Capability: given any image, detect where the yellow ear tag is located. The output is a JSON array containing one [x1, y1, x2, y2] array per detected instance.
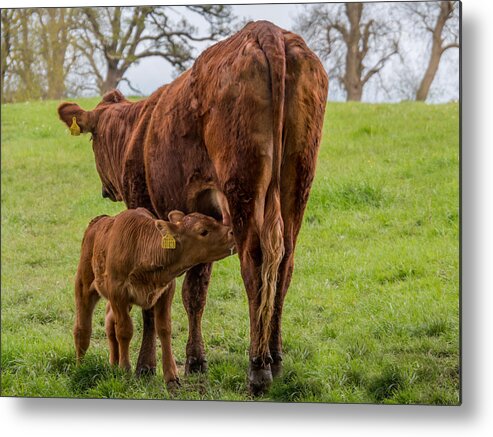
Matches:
[[161, 233, 176, 249], [69, 116, 81, 136]]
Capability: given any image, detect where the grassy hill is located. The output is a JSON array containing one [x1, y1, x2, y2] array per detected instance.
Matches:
[[1, 98, 459, 404]]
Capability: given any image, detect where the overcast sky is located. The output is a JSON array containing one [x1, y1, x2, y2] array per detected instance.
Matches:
[[113, 2, 458, 103], [120, 2, 459, 103], [6, 0, 458, 102]]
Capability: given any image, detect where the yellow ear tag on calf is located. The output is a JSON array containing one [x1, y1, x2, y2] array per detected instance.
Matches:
[[69, 117, 81, 136], [161, 233, 176, 249]]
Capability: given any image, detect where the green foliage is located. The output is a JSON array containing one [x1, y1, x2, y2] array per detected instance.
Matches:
[[1, 100, 459, 404]]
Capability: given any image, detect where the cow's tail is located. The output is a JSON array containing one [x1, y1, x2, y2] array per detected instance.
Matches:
[[256, 23, 286, 358]]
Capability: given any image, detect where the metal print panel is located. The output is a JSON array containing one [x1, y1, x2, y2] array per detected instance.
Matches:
[[1, 1, 460, 404]]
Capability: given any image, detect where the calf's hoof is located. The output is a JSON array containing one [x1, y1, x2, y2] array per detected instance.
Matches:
[[248, 356, 273, 396], [135, 364, 156, 377], [185, 356, 208, 375], [166, 378, 181, 392]]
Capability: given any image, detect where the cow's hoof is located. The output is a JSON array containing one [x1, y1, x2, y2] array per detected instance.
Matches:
[[248, 357, 273, 396], [270, 352, 283, 378], [166, 378, 181, 391], [135, 365, 156, 377], [185, 356, 208, 375]]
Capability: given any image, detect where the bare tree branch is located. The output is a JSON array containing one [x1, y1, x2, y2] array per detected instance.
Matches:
[[119, 77, 143, 96], [412, 1, 459, 101], [441, 42, 460, 54], [73, 5, 235, 94], [296, 2, 399, 101]]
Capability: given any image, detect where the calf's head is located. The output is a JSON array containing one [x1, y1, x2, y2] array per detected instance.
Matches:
[[155, 211, 235, 265]]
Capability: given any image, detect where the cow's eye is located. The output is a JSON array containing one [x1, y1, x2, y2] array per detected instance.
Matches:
[[200, 229, 209, 237]]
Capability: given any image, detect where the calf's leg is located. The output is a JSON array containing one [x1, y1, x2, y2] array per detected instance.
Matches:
[[154, 282, 179, 388], [110, 299, 134, 372], [105, 302, 119, 366], [135, 308, 157, 376], [74, 275, 100, 363], [182, 264, 212, 374]]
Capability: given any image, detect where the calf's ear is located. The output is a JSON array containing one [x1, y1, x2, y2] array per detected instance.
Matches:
[[57, 102, 94, 133], [168, 210, 185, 224], [155, 220, 179, 237], [155, 220, 168, 236]]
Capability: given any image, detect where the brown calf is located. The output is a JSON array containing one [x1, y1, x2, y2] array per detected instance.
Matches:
[[74, 208, 234, 387]]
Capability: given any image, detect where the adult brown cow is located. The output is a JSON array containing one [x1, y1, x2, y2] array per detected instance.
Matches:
[[59, 21, 328, 394]]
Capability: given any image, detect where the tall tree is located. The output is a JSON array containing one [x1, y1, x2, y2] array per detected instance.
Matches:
[[1, 9, 15, 100], [10, 9, 43, 101], [1, 8, 77, 102], [34, 8, 78, 99], [296, 2, 399, 101], [76, 5, 233, 94], [406, 1, 459, 102]]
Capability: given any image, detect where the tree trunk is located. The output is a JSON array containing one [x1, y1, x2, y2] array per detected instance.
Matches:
[[346, 82, 363, 101], [415, 35, 442, 101], [344, 3, 364, 101], [45, 9, 69, 99], [415, 1, 455, 101], [46, 62, 67, 99], [1, 11, 12, 102], [100, 64, 124, 94], [18, 11, 41, 100]]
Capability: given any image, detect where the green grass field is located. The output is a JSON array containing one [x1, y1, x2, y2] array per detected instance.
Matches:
[[1, 98, 459, 404]]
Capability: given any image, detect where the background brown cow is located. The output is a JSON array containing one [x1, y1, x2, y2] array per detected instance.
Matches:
[[59, 21, 328, 394]]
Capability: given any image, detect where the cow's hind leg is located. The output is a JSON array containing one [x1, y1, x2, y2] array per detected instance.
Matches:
[[269, 173, 310, 378], [268, 135, 318, 379], [182, 264, 212, 374], [221, 156, 279, 395], [268, 240, 294, 378], [227, 182, 278, 396], [269, 37, 328, 377], [74, 275, 100, 363], [204, 78, 282, 394], [269, 152, 317, 376]]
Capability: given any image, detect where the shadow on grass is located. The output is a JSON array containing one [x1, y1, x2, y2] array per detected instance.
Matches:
[[411, 318, 451, 338], [367, 363, 406, 402], [68, 355, 121, 395], [45, 350, 75, 375], [269, 365, 325, 402]]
